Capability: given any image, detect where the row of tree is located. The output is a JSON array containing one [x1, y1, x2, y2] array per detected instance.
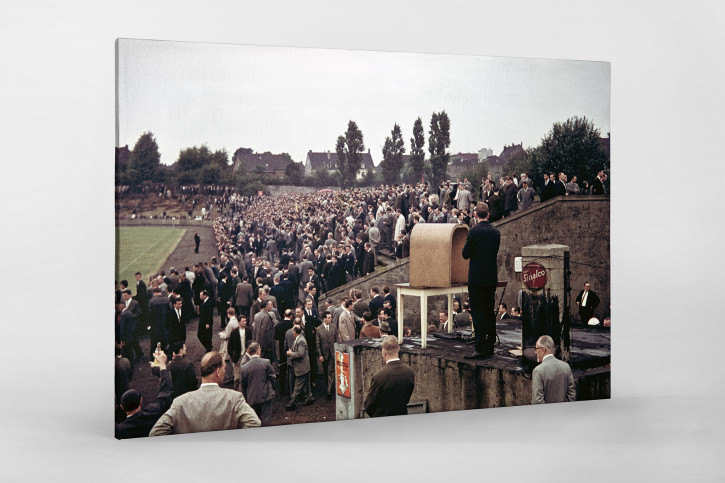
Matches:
[[117, 113, 609, 194]]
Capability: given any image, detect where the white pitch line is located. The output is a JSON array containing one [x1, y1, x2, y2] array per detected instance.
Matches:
[[118, 228, 179, 275]]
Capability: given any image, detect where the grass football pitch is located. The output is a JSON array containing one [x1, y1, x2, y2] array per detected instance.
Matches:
[[116, 226, 186, 287]]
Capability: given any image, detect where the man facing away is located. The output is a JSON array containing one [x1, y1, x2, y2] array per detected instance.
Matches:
[[462, 202, 500, 359], [364, 336, 415, 418], [239, 342, 276, 427], [532, 335, 576, 404], [150, 351, 260, 435], [116, 351, 173, 439]]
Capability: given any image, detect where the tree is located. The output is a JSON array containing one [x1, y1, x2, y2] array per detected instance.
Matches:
[[285, 160, 303, 184], [428, 111, 451, 184], [380, 123, 406, 185], [408, 117, 425, 184], [532, 116, 609, 186], [126, 131, 161, 185], [335, 120, 365, 188], [174, 145, 231, 185]]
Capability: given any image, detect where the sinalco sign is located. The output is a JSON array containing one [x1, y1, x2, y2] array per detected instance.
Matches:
[[522, 262, 547, 290]]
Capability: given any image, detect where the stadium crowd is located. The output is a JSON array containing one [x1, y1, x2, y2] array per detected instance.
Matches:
[[115, 170, 607, 437]]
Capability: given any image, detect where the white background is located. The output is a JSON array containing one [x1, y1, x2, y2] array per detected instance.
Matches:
[[1, 1, 723, 481]]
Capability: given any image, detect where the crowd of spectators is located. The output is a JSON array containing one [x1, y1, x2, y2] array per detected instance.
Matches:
[[115, 170, 607, 436]]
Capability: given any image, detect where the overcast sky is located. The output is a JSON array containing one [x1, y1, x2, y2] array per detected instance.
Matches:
[[117, 39, 610, 166]]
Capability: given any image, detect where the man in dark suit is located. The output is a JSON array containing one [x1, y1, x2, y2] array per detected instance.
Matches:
[[368, 287, 384, 317], [541, 173, 555, 202], [167, 342, 199, 398], [134, 272, 148, 333], [120, 290, 143, 362], [239, 342, 276, 426], [148, 288, 169, 359], [362, 243, 375, 276], [166, 297, 186, 350], [286, 325, 313, 410], [591, 169, 606, 195], [197, 290, 214, 353], [194, 231, 201, 253], [315, 310, 337, 399], [115, 352, 173, 439], [364, 336, 415, 417], [575, 281, 600, 323], [555, 173, 567, 197], [301, 299, 321, 383], [462, 202, 501, 359], [497, 303, 511, 321]]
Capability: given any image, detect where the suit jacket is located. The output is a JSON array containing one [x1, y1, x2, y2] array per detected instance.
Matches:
[[115, 369, 173, 439], [239, 356, 276, 405], [337, 310, 356, 342], [124, 299, 142, 320], [119, 310, 137, 344], [166, 307, 186, 345], [198, 298, 214, 335], [228, 327, 251, 364], [368, 295, 384, 317], [167, 356, 199, 398], [253, 310, 276, 360], [316, 322, 337, 360], [531, 355, 576, 404], [364, 360, 415, 417], [462, 220, 500, 288], [591, 176, 605, 195], [149, 383, 261, 435], [362, 250, 375, 276], [289, 335, 310, 376], [575, 290, 600, 313], [554, 179, 566, 197]]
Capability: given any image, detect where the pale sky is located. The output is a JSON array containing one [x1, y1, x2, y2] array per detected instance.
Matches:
[[117, 39, 610, 166]]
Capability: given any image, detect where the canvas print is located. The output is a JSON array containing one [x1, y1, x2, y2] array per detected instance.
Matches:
[[115, 39, 610, 439]]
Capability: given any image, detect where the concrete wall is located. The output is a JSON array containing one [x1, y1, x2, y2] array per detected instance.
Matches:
[[326, 195, 610, 326], [350, 343, 610, 416]]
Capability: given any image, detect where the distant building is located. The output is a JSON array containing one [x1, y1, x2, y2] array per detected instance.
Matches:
[[447, 153, 480, 179], [488, 143, 526, 180], [599, 133, 610, 160], [478, 147, 493, 162], [232, 149, 297, 178], [304, 149, 376, 179], [115, 145, 131, 171]]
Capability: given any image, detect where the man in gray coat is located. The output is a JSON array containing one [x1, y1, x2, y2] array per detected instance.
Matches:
[[239, 342, 276, 426], [150, 351, 260, 435], [517, 180, 535, 211], [286, 325, 313, 410], [531, 335, 576, 404]]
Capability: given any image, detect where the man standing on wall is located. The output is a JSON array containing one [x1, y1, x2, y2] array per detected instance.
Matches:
[[462, 202, 500, 359], [575, 281, 600, 323]]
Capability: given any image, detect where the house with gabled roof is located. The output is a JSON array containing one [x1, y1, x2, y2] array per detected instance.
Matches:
[[304, 149, 376, 179], [488, 143, 526, 180], [232, 149, 297, 178], [447, 152, 480, 179]]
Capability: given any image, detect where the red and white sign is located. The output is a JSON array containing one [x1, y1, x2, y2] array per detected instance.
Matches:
[[335, 351, 350, 397], [257, 190, 264, 197], [522, 262, 547, 290]]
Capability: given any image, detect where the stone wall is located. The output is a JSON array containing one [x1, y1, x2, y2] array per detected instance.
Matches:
[[350, 343, 610, 416], [325, 195, 610, 326]]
